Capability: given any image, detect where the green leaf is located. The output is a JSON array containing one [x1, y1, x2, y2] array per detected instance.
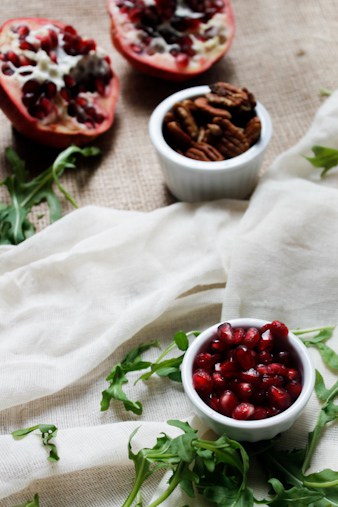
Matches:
[[304, 469, 338, 489], [294, 326, 338, 371], [266, 478, 324, 506], [100, 341, 160, 414], [173, 331, 189, 351], [0, 145, 100, 245], [305, 145, 338, 177], [14, 494, 40, 507], [12, 424, 59, 462]]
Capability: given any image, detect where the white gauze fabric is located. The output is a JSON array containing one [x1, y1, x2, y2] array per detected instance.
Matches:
[[1, 91, 338, 506]]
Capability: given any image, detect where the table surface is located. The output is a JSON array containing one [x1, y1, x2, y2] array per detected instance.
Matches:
[[1, 0, 338, 226]]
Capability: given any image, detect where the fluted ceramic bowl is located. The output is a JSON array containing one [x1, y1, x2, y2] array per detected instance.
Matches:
[[181, 318, 315, 442], [149, 86, 272, 202]]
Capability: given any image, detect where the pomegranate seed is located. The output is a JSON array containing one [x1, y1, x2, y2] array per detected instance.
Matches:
[[192, 369, 213, 395], [266, 406, 281, 418], [94, 112, 105, 124], [252, 406, 268, 420], [19, 40, 37, 52], [60, 87, 71, 101], [39, 97, 53, 114], [22, 79, 40, 94], [43, 81, 57, 99], [276, 351, 292, 365], [243, 327, 260, 349], [268, 386, 292, 410], [212, 372, 227, 392], [210, 339, 227, 352], [233, 327, 245, 345], [217, 322, 234, 345], [257, 364, 269, 375], [82, 39, 96, 54], [239, 368, 260, 384], [261, 374, 284, 387], [6, 51, 21, 67], [64, 25, 77, 35], [22, 92, 39, 107], [257, 350, 273, 364], [219, 390, 238, 416], [64, 75, 76, 88], [16, 24, 30, 37], [286, 368, 300, 381], [130, 43, 143, 54], [195, 352, 215, 370], [258, 330, 274, 351], [1, 64, 14, 76], [232, 402, 255, 420], [235, 382, 253, 400], [270, 320, 289, 338], [235, 345, 256, 370], [40, 34, 53, 52], [286, 380, 302, 399], [266, 363, 288, 376], [219, 360, 238, 378], [208, 393, 220, 412], [95, 78, 106, 95]]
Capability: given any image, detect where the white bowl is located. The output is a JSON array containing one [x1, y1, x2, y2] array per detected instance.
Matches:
[[149, 86, 272, 202], [181, 318, 315, 442]]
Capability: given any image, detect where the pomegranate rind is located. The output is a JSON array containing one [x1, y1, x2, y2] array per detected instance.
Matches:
[[107, 0, 235, 81], [0, 18, 120, 148]]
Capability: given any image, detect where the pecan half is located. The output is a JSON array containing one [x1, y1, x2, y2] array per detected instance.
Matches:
[[166, 121, 193, 150], [213, 118, 250, 158], [194, 96, 232, 119], [185, 142, 223, 162], [245, 116, 262, 146], [173, 102, 199, 139], [208, 82, 256, 112]]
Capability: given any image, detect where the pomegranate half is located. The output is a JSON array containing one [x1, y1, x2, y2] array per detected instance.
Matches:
[[107, 0, 235, 81], [0, 18, 119, 148]]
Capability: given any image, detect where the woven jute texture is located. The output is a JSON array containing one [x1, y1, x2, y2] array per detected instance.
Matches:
[[1, 0, 338, 222]]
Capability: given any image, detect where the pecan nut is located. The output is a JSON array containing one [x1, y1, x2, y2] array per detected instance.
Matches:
[[213, 118, 250, 158], [166, 121, 193, 150], [208, 82, 256, 112], [193, 96, 232, 119], [185, 142, 223, 162], [244, 116, 261, 146], [173, 102, 199, 139]]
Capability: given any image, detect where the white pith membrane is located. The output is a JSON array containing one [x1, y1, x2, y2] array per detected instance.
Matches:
[[1, 23, 112, 130], [111, 0, 230, 70]]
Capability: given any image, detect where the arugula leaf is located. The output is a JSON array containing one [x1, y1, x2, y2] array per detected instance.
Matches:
[[305, 145, 338, 177], [100, 340, 160, 414], [14, 494, 40, 507], [302, 372, 338, 472], [123, 420, 252, 507], [0, 145, 100, 245], [292, 326, 338, 371], [266, 478, 324, 506], [12, 424, 59, 462]]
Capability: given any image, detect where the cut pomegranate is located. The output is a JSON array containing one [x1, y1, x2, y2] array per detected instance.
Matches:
[[191, 320, 303, 421], [0, 18, 119, 148], [107, 0, 235, 81]]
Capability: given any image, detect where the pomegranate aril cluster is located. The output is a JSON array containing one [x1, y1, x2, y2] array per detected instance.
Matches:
[[0, 23, 113, 126], [192, 321, 302, 421]]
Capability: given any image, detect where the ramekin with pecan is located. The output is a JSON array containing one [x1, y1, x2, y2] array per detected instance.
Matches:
[[163, 82, 262, 162], [149, 84, 272, 202]]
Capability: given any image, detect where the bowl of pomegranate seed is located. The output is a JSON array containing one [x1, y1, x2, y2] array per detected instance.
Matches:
[[181, 318, 315, 441], [148, 83, 272, 202]]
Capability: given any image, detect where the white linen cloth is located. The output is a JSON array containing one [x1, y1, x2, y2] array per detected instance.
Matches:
[[1, 91, 338, 506]]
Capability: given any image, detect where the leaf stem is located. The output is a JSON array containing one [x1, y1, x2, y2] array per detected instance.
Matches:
[[146, 462, 186, 507], [292, 326, 335, 336]]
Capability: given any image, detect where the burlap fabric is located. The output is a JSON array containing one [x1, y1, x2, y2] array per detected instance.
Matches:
[[1, 1, 338, 216]]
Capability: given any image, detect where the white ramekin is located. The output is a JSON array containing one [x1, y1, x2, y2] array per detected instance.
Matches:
[[149, 85, 272, 202], [181, 318, 315, 442]]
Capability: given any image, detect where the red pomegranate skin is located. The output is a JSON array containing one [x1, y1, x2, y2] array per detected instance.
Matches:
[[107, 0, 235, 81], [0, 18, 119, 148]]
